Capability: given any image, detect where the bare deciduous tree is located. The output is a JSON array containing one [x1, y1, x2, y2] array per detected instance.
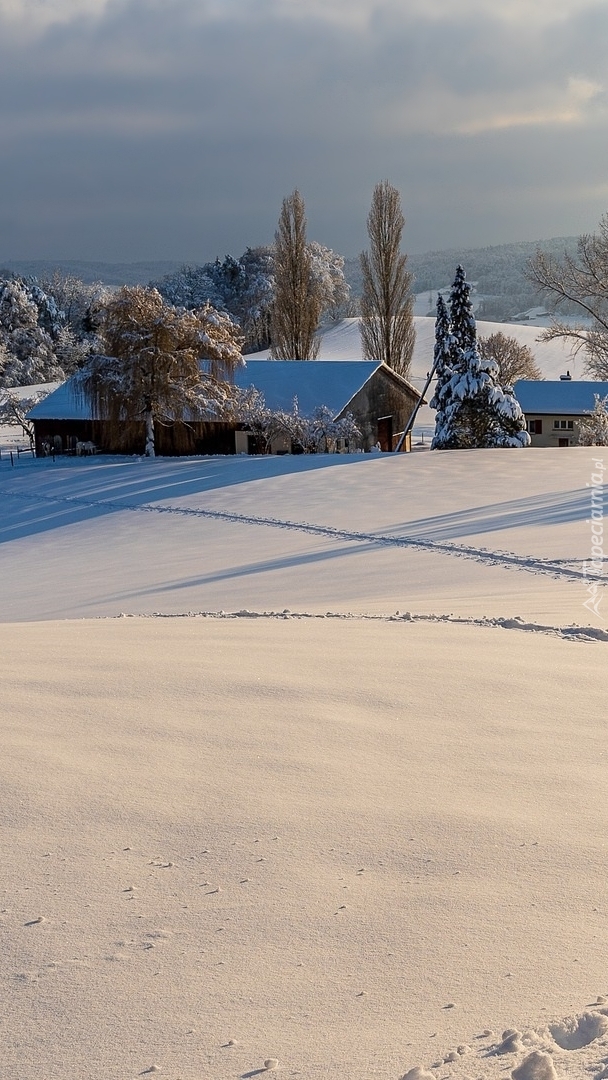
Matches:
[[359, 180, 415, 377], [270, 190, 322, 360], [77, 286, 243, 457], [478, 332, 543, 386], [527, 214, 608, 378]]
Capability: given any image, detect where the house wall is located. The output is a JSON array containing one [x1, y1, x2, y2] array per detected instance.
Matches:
[[525, 414, 581, 447], [337, 368, 419, 451]]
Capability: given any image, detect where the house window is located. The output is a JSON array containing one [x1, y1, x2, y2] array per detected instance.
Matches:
[[554, 418, 574, 430], [528, 418, 542, 435], [567, 420, 574, 430]]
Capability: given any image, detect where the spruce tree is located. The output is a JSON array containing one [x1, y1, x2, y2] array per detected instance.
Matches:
[[449, 264, 477, 356], [431, 266, 530, 449], [429, 295, 452, 405]]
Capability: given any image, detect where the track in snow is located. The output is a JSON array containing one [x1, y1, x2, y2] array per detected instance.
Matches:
[[111, 609, 608, 642], [1, 486, 601, 585]]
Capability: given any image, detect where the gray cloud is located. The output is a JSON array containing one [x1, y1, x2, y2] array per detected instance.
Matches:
[[0, 0, 607, 261]]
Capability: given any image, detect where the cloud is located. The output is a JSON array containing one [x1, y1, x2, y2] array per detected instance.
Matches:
[[378, 75, 607, 138], [0, 0, 607, 259], [0, 0, 111, 33]]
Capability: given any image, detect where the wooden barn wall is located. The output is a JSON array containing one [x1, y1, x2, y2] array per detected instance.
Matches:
[[33, 419, 240, 457], [337, 370, 419, 450]]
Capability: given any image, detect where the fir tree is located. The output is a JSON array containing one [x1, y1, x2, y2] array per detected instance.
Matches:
[[431, 266, 530, 449], [449, 264, 477, 359], [429, 293, 453, 414]]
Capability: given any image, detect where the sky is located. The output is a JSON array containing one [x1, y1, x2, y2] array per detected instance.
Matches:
[[1, 0, 607, 263]]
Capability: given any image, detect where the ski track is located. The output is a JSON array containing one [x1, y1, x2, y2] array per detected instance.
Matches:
[[109, 609, 608, 643], [1, 486, 601, 585]]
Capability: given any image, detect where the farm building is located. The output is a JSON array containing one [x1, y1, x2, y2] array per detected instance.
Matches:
[[514, 379, 608, 447], [27, 360, 424, 456]]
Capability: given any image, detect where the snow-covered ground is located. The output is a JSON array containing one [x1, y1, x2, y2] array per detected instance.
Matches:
[[0, 318, 604, 1080], [1, 442, 607, 1080]]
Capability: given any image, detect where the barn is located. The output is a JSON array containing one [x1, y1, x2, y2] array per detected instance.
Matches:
[[27, 360, 423, 456]]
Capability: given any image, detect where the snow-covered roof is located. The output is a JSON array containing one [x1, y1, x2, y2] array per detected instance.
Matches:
[[29, 360, 419, 422], [234, 359, 382, 416], [514, 380, 608, 416], [27, 379, 90, 420]]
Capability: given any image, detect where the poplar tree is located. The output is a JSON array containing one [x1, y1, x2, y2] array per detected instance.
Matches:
[[270, 190, 322, 360], [359, 180, 415, 377]]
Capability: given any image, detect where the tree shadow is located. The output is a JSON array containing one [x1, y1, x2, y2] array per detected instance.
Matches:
[[0, 452, 371, 546]]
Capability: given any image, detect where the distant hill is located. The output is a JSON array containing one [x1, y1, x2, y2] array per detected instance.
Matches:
[[344, 236, 580, 321], [1, 235, 582, 320], [0, 259, 183, 286]]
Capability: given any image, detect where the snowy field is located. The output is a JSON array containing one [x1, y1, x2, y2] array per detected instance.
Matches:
[[2, 440, 608, 1080], [1, 319, 606, 1080]]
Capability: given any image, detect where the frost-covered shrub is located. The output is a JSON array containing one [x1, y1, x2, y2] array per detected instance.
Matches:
[[578, 394, 608, 446]]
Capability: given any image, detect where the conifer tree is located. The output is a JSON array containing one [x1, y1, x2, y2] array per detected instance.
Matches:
[[448, 264, 477, 358], [431, 266, 530, 449], [429, 294, 453, 414]]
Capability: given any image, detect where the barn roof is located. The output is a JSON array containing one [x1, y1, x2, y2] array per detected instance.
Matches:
[[514, 380, 608, 416], [234, 359, 383, 415], [28, 359, 421, 422], [27, 378, 91, 420]]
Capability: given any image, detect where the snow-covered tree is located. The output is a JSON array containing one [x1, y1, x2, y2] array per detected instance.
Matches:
[[359, 180, 415, 377], [77, 286, 244, 457], [232, 390, 361, 453], [448, 264, 477, 357], [155, 248, 275, 354], [307, 242, 351, 324], [39, 272, 108, 338], [154, 238, 349, 356], [0, 278, 64, 386], [431, 267, 530, 449], [578, 395, 608, 446], [429, 294, 453, 413], [0, 388, 51, 449], [0, 273, 101, 387]]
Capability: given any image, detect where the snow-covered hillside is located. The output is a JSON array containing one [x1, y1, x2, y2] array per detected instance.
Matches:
[[252, 317, 580, 382], [1, 439, 607, 1080]]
